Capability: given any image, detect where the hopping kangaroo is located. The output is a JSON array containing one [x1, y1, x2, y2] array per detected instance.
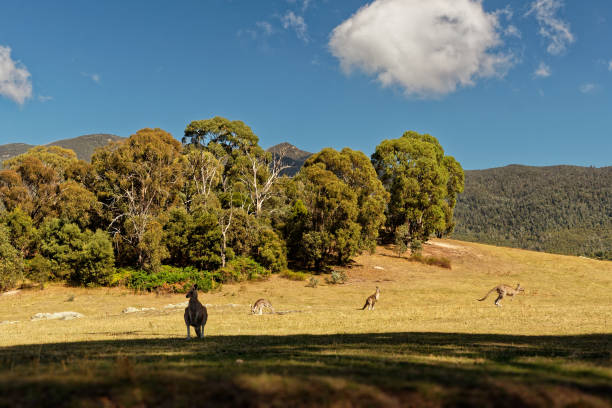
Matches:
[[251, 298, 274, 315], [361, 286, 380, 310], [184, 284, 208, 339], [478, 283, 524, 307]]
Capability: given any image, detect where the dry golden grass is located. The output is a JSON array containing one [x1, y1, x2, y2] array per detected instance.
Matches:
[[0, 239, 610, 407]]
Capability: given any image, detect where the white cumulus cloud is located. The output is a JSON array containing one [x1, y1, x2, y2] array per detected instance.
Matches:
[[526, 0, 574, 55], [328, 0, 514, 97], [0, 45, 32, 105], [281, 11, 309, 43], [534, 62, 551, 78]]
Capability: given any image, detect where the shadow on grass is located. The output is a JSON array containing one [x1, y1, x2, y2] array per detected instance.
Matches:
[[0, 332, 610, 407]]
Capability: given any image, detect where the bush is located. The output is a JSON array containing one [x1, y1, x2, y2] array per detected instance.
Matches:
[[26, 255, 52, 288], [217, 257, 269, 283], [0, 224, 23, 292], [38, 219, 115, 285], [127, 265, 217, 293], [280, 270, 309, 281], [409, 254, 451, 269], [306, 276, 319, 288], [326, 270, 348, 285], [254, 229, 287, 273]]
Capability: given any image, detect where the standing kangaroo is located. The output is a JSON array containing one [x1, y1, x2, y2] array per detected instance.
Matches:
[[478, 283, 524, 307], [361, 286, 380, 310], [251, 298, 274, 315], [184, 284, 208, 339]]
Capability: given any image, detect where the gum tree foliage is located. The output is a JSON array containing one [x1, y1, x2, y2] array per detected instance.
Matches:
[[92, 128, 185, 270], [371, 131, 464, 244], [287, 163, 361, 269], [0, 207, 37, 258], [0, 146, 98, 227], [302, 147, 389, 252]]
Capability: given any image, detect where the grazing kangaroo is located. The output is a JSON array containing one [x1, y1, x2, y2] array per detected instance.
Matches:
[[184, 284, 208, 339], [478, 283, 524, 307], [361, 286, 380, 310], [251, 298, 274, 315]]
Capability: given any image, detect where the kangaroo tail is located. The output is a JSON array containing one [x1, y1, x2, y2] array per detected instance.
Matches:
[[477, 288, 495, 301], [361, 301, 368, 310]]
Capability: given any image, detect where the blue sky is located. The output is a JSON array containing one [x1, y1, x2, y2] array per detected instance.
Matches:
[[0, 0, 610, 170]]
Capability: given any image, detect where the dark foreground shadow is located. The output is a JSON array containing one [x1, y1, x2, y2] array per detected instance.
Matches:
[[0, 332, 610, 408]]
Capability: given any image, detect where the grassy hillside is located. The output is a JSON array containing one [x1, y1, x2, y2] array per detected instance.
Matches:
[[453, 165, 612, 260], [0, 133, 124, 163], [1, 240, 610, 407]]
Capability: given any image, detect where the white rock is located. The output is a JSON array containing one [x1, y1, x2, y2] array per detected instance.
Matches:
[[31, 312, 84, 321], [1, 289, 21, 296], [0, 320, 19, 325], [122, 307, 156, 314], [373, 266, 384, 270], [163, 302, 189, 309]]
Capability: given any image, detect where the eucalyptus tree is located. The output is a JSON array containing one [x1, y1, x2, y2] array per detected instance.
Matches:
[[92, 128, 185, 270], [371, 131, 464, 245]]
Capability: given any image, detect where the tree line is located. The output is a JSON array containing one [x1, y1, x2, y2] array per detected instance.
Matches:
[[0, 117, 463, 291]]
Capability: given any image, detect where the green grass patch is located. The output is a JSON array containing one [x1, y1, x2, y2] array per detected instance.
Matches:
[[279, 270, 310, 281]]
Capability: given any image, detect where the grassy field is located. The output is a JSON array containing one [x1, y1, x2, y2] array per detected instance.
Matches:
[[0, 239, 610, 407]]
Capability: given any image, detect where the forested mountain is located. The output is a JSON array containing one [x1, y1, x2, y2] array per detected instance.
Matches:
[[452, 165, 612, 260], [0, 134, 123, 164]]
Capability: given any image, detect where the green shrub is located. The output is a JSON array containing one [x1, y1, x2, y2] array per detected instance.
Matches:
[[127, 265, 217, 293], [306, 276, 319, 288], [25, 254, 52, 288], [217, 257, 269, 283], [38, 219, 115, 285], [254, 229, 287, 273], [280, 270, 309, 281], [326, 270, 348, 285], [0, 224, 23, 292]]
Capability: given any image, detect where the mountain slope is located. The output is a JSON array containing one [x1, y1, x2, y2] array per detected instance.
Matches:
[[266, 142, 312, 176], [452, 164, 612, 259], [0, 134, 124, 163]]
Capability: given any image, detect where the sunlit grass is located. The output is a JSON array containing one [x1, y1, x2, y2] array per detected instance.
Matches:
[[0, 239, 610, 407]]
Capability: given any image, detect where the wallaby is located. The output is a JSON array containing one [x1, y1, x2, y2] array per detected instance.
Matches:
[[361, 286, 380, 310], [184, 284, 208, 339], [251, 298, 274, 315], [478, 283, 524, 307]]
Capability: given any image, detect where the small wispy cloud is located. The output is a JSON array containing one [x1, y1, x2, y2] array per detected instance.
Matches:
[[534, 62, 551, 78], [256, 21, 273, 36], [238, 21, 274, 40], [504, 25, 522, 39], [287, 0, 311, 12], [526, 0, 575, 55], [38, 95, 53, 102], [281, 11, 308, 43], [0, 45, 32, 105], [608, 60, 612, 71], [579, 83, 597, 94], [81, 72, 101, 84]]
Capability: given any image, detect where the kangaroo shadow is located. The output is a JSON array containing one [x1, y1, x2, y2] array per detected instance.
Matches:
[[0, 332, 610, 407]]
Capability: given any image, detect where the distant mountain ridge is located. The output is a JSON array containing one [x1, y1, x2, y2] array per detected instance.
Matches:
[[452, 164, 612, 259], [0, 134, 124, 163], [266, 142, 312, 176]]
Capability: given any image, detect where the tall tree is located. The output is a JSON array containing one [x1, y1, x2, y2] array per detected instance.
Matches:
[[303, 147, 389, 252], [92, 128, 184, 270], [371, 131, 464, 244]]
